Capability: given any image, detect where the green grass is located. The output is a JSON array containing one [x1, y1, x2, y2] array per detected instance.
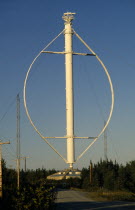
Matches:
[[86, 191, 135, 201], [71, 188, 135, 201]]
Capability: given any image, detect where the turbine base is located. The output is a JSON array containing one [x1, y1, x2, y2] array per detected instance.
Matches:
[[47, 168, 81, 180]]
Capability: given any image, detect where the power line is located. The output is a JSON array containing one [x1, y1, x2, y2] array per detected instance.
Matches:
[[0, 96, 17, 126]]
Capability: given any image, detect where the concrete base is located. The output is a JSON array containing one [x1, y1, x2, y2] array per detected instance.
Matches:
[[47, 168, 81, 180]]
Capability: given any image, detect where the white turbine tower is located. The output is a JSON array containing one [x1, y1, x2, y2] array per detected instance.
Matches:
[[23, 12, 114, 177], [63, 13, 75, 169]]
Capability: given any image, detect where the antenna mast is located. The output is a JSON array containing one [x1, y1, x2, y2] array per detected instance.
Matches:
[[104, 121, 107, 161], [16, 94, 20, 189]]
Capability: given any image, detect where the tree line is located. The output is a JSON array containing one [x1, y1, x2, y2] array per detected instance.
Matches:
[[1, 158, 135, 208], [81, 159, 135, 193], [1, 159, 57, 209]]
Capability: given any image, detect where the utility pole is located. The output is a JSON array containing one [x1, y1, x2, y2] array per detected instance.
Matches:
[[21, 157, 30, 172], [104, 121, 107, 161], [90, 161, 93, 185], [0, 141, 10, 198], [16, 94, 20, 189]]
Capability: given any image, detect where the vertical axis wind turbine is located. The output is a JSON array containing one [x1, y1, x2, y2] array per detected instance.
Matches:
[[23, 12, 114, 170]]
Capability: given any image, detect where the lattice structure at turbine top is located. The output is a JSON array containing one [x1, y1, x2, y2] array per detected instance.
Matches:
[[23, 12, 114, 169]]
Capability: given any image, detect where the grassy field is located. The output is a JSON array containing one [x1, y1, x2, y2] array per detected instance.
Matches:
[[71, 188, 135, 201], [85, 191, 135, 201]]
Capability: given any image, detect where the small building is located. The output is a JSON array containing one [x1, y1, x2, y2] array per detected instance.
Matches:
[[47, 169, 81, 180]]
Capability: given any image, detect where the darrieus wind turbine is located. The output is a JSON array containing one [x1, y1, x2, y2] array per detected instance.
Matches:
[[23, 12, 114, 170]]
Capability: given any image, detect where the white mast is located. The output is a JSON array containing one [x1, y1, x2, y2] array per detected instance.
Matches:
[[63, 13, 75, 169]]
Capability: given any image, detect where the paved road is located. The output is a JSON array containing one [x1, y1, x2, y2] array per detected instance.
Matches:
[[55, 189, 135, 209]]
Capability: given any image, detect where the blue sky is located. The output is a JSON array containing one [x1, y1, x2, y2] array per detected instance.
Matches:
[[0, 0, 135, 170]]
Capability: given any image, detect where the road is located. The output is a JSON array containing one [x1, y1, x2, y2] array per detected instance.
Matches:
[[55, 189, 135, 209]]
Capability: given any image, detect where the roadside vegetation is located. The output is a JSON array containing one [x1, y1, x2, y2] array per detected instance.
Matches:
[[0, 160, 57, 209], [80, 159, 135, 201], [1, 159, 135, 208], [59, 159, 135, 201]]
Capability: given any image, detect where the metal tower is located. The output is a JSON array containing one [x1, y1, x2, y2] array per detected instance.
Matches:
[[16, 94, 20, 189], [104, 121, 108, 161]]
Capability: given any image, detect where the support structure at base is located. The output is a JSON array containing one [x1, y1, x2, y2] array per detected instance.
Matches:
[[47, 168, 81, 180]]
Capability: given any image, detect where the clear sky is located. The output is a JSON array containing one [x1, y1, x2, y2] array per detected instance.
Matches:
[[0, 0, 135, 170]]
